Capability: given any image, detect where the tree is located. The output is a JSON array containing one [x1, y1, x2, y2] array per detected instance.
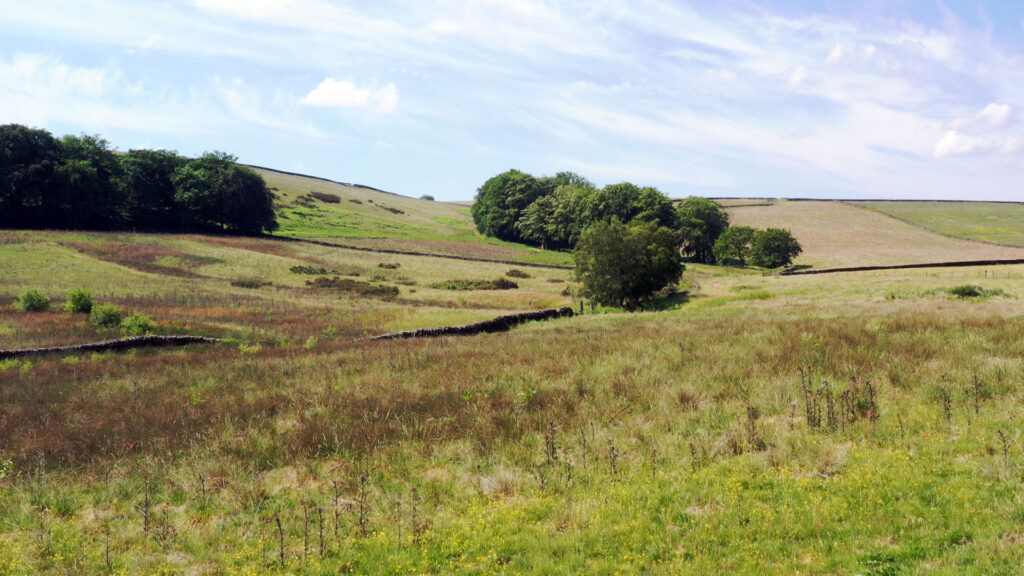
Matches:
[[587, 182, 679, 230], [121, 149, 186, 230], [676, 197, 730, 264], [749, 227, 802, 268], [574, 219, 684, 309], [0, 124, 61, 229], [471, 169, 549, 242], [712, 225, 756, 266], [56, 134, 125, 229], [172, 151, 277, 234]]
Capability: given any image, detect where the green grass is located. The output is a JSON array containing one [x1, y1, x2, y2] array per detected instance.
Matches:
[[854, 201, 1024, 247], [260, 168, 572, 266], [6, 196, 1024, 574]]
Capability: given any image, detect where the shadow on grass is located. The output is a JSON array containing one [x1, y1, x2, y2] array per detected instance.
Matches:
[[640, 291, 691, 312]]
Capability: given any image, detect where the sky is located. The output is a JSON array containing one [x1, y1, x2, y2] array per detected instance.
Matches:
[[3, 1, 1024, 201]]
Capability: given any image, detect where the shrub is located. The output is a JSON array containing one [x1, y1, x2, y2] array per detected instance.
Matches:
[[306, 277, 400, 298], [90, 303, 125, 328], [121, 313, 156, 336], [15, 289, 50, 312], [378, 263, 400, 269], [430, 278, 518, 291], [506, 269, 531, 279], [309, 191, 341, 203], [420, 194, 435, 201], [944, 285, 1006, 299], [231, 277, 271, 289], [63, 288, 94, 313]]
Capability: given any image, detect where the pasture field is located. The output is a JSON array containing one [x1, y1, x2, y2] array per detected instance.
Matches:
[[726, 200, 1024, 269], [4, 185, 1024, 574], [259, 168, 571, 267], [853, 201, 1024, 248]]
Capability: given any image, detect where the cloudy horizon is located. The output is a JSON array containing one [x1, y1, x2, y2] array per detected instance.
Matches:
[[3, 1, 1024, 201]]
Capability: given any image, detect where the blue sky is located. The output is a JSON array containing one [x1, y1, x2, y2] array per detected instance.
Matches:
[[4, 1, 1024, 201]]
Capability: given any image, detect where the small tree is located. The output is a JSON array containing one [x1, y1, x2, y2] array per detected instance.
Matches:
[[749, 228, 802, 268], [574, 220, 683, 309], [713, 226, 756, 266]]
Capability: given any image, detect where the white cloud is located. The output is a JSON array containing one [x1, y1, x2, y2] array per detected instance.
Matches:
[[300, 79, 399, 113], [933, 130, 992, 158], [826, 44, 845, 64], [789, 65, 807, 86], [1002, 137, 1021, 155], [978, 103, 1012, 127]]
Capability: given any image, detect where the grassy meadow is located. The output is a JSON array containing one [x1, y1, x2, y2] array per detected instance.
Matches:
[[853, 201, 1024, 248], [4, 186, 1024, 574]]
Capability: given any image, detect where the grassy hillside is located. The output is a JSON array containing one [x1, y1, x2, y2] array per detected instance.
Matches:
[[853, 201, 1024, 247], [258, 168, 571, 266], [726, 200, 1024, 269], [6, 197, 1024, 574]]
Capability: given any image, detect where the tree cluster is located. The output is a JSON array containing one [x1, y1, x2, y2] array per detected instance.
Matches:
[[0, 124, 277, 234], [471, 170, 678, 249], [713, 225, 802, 268]]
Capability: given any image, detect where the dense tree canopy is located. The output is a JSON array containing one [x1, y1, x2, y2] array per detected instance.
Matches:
[[0, 124, 276, 234], [712, 225, 756, 266], [473, 169, 677, 249], [574, 219, 683, 309], [749, 227, 803, 268], [471, 169, 552, 242], [676, 196, 730, 264]]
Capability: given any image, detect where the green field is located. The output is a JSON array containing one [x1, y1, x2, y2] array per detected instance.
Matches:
[[852, 201, 1024, 248], [260, 168, 572, 267], [4, 178, 1024, 574]]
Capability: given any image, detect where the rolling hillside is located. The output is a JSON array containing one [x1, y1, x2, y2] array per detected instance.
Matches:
[[257, 168, 571, 266], [852, 201, 1024, 247], [725, 200, 1024, 269]]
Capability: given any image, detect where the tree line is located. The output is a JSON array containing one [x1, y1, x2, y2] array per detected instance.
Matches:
[[0, 124, 277, 234], [472, 169, 802, 308]]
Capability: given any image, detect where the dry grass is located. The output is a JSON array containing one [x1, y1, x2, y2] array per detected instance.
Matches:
[[727, 200, 1024, 268]]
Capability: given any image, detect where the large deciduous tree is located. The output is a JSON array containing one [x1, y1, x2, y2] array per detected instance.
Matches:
[[471, 169, 550, 242], [574, 219, 683, 309], [712, 225, 756, 266], [676, 196, 730, 264], [0, 124, 61, 229], [749, 227, 802, 268]]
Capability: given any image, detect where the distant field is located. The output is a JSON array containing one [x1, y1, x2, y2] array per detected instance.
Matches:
[[727, 200, 1024, 269], [257, 168, 572, 266], [852, 201, 1024, 247]]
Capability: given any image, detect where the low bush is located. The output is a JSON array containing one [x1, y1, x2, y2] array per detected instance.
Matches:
[[121, 313, 156, 336], [63, 288, 94, 313], [90, 303, 125, 328], [231, 277, 271, 289], [15, 289, 50, 312], [944, 285, 1006, 299], [430, 278, 518, 291], [378, 263, 400, 270], [506, 269, 531, 279], [309, 191, 341, 203], [306, 277, 400, 298]]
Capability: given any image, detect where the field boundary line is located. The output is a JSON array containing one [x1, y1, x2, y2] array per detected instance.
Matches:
[[273, 236, 574, 270], [779, 258, 1024, 276], [0, 335, 223, 360], [358, 307, 575, 341]]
